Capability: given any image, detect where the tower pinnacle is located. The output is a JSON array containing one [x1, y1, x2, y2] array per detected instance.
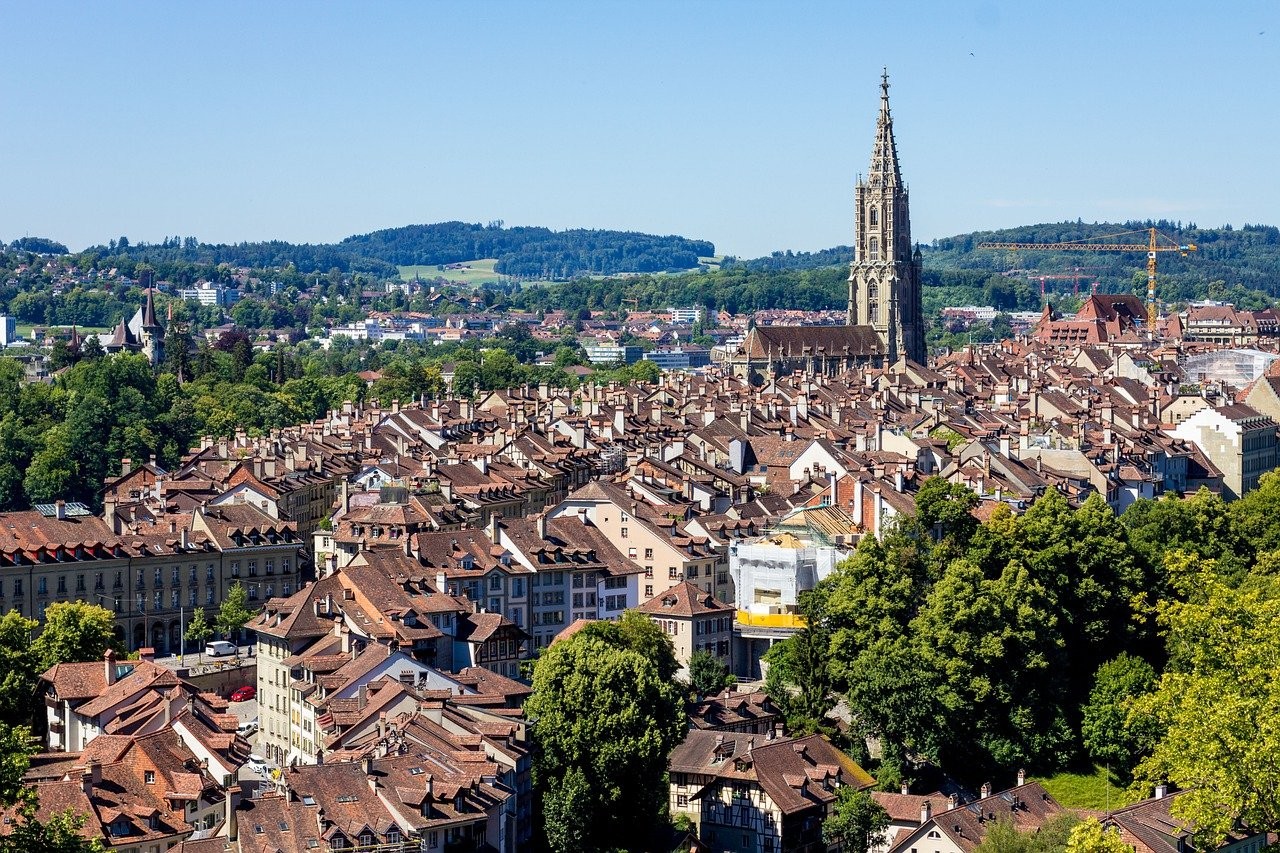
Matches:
[[848, 70, 924, 364]]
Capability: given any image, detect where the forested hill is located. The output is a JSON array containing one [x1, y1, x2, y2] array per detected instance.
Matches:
[[73, 222, 714, 280], [733, 220, 1280, 303], [341, 222, 714, 278]]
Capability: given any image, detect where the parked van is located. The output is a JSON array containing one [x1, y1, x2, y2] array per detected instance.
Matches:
[[206, 640, 237, 657]]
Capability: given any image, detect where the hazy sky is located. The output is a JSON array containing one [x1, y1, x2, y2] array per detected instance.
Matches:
[[2, 0, 1276, 259]]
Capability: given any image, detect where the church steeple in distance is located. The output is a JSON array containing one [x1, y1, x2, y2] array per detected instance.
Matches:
[[847, 68, 925, 365], [868, 69, 902, 190]]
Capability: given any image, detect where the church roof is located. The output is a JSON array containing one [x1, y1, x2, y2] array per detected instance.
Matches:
[[141, 287, 162, 330], [742, 325, 884, 359]]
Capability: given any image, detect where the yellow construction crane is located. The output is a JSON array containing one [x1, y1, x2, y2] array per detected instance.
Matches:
[[978, 227, 1196, 336]]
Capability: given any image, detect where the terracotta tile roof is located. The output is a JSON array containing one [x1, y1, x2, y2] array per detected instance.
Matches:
[[636, 581, 733, 617]]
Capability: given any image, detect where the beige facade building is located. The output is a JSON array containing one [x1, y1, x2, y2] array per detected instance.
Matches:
[[637, 580, 735, 676], [1170, 403, 1278, 500], [0, 502, 300, 653]]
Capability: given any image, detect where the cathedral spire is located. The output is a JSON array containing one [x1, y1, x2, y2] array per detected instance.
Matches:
[[869, 68, 902, 188]]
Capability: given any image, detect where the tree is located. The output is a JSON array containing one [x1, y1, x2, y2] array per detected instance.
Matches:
[[580, 610, 680, 682], [974, 814, 1078, 853], [215, 582, 255, 645], [525, 633, 686, 853], [184, 608, 212, 663], [1065, 818, 1130, 853], [1130, 554, 1280, 846], [0, 722, 105, 853], [0, 612, 37, 726], [688, 649, 735, 698], [914, 476, 979, 546], [763, 589, 835, 734], [30, 602, 115, 675], [822, 787, 889, 853], [1080, 654, 1160, 777]]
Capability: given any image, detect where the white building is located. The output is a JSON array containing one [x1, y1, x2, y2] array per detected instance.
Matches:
[[178, 281, 231, 306], [669, 305, 706, 325], [0, 315, 16, 347]]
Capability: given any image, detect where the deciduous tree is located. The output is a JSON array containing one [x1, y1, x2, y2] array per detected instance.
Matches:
[[0, 613, 37, 727], [822, 788, 889, 853], [215, 582, 254, 644], [1081, 654, 1160, 777], [184, 608, 212, 662], [1065, 818, 1130, 853], [31, 602, 115, 674], [525, 634, 686, 853], [688, 649, 734, 698], [1130, 555, 1280, 846]]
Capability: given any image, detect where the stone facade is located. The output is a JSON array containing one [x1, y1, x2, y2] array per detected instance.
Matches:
[[848, 71, 925, 365]]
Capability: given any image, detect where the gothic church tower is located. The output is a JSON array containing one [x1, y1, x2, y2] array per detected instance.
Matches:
[[847, 71, 925, 364]]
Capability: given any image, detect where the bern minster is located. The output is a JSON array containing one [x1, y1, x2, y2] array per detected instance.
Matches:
[[733, 71, 925, 380]]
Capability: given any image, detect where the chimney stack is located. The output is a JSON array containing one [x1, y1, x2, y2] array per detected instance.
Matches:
[[104, 649, 117, 685], [1017, 768, 1026, 786], [980, 782, 992, 799], [920, 798, 932, 824], [55, 499, 66, 520], [226, 783, 240, 841]]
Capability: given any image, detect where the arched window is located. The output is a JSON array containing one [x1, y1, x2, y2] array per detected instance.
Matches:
[[868, 283, 878, 300], [868, 205, 879, 227], [869, 301, 879, 323], [868, 237, 879, 261]]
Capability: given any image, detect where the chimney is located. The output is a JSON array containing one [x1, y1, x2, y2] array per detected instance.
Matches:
[[921, 798, 932, 824], [121, 458, 132, 476], [1017, 768, 1026, 786], [1154, 783, 1168, 799], [362, 755, 374, 776], [104, 649, 116, 685], [980, 782, 991, 799], [55, 499, 66, 520], [226, 783, 240, 841], [901, 782, 909, 795], [180, 527, 189, 550], [536, 512, 548, 540], [168, 519, 177, 535], [340, 480, 350, 516]]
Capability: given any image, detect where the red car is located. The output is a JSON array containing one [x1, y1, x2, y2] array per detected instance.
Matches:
[[229, 686, 256, 703]]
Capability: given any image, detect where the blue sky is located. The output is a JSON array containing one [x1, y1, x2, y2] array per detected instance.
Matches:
[[2, 0, 1276, 259]]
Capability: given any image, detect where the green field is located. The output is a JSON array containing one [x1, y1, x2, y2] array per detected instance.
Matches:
[[398, 259, 508, 286], [1039, 765, 1140, 810], [401, 255, 726, 286], [16, 324, 112, 340]]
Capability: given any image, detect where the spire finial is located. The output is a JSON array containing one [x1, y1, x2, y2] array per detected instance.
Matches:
[[881, 67, 890, 98]]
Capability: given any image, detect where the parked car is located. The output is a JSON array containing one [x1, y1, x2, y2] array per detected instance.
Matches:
[[206, 640, 237, 657], [246, 754, 267, 776], [229, 685, 256, 703], [236, 718, 259, 737]]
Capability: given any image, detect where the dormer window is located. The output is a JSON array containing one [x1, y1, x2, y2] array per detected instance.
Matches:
[[144, 770, 155, 784]]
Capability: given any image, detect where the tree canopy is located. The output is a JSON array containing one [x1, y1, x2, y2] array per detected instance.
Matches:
[[525, 623, 686, 853]]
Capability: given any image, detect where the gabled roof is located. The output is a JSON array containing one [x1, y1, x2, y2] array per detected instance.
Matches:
[[636, 581, 733, 618]]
